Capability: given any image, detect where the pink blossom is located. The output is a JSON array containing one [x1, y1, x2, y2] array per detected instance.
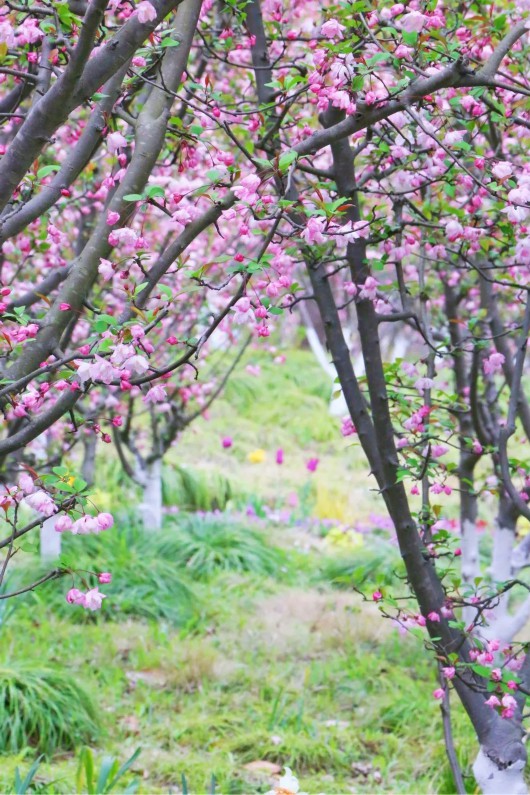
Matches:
[[444, 130, 467, 146], [394, 44, 414, 60], [445, 220, 464, 242], [433, 688, 445, 700], [341, 417, 356, 437], [98, 572, 112, 584], [431, 445, 448, 458], [135, 1, 157, 24], [76, 355, 117, 385], [99, 258, 114, 281], [97, 513, 114, 530], [107, 211, 120, 225], [359, 276, 378, 301], [414, 376, 434, 394], [442, 666, 455, 680], [233, 174, 261, 203], [485, 695, 501, 709], [501, 693, 517, 719], [107, 131, 127, 154], [306, 457, 319, 473], [427, 611, 440, 622], [72, 515, 100, 535], [66, 588, 86, 606], [344, 281, 358, 296], [222, 436, 233, 449], [25, 490, 57, 517], [108, 227, 137, 247], [84, 587, 106, 611], [400, 11, 425, 32], [483, 352, 505, 375], [372, 591, 383, 602], [320, 18, 346, 39], [276, 448, 284, 465], [55, 514, 73, 533], [301, 216, 327, 245], [18, 473, 35, 494], [491, 668, 502, 682], [143, 384, 167, 404], [492, 161, 513, 181]]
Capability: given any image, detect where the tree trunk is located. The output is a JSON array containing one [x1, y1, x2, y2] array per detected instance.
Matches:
[[473, 747, 527, 794], [138, 458, 162, 531], [40, 516, 61, 560], [81, 432, 97, 487]]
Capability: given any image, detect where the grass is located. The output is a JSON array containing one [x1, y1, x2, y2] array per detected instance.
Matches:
[[0, 347, 484, 792], [158, 513, 285, 579], [0, 665, 99, 756], [26, 524, 198, 627], [0, 573, 478, 793]]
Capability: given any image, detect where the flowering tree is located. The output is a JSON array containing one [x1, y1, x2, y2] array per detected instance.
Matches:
[[4, 0, 530, 790]]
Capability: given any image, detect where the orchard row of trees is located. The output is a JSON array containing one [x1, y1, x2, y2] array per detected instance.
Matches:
[[3, 0, 530, 790]]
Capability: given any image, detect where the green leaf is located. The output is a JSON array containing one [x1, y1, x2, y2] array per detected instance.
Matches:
[[159, 284, 173, 299], [278, 150, 298, 171], [123, 193, 144, 202], [493, 14, 507, 30], [206, 168, 223, 182], [96, 757, 116, 794], [145, 185, 165, 199], [471, 663, 495, 679], [160, 38, 181, 48], [37, 165, 61, 179], [106, 748, 142, 793], [351, 75, 364, 92], [402, 31, 418, 46]]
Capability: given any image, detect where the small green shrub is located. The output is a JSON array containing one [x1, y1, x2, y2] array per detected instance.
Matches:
[[156, 514, 284, 579], [163, 465, 232, 512], [28, 526, 197, 626], [76, 746, 140, 794], [0, 666, 99, 755], [321, 539, 404, 590]]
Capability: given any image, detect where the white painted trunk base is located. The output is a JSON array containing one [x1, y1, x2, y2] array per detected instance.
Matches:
[[40, 516, 61, 560], [138, 459, 162, 532], [461, 518, 480, 628], [473, 748, 527, 795]]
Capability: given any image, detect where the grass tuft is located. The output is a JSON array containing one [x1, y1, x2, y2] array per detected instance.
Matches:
[[0, 665, 99, 756], [156, 513, 285, 579]]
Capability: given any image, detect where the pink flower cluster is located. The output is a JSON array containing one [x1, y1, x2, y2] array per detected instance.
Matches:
[[55, 512, 114, 535], [66, 586, 106, 611]]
